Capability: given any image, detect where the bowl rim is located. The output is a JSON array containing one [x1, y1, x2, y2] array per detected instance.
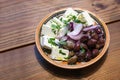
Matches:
[[35, 7, 110, 69]]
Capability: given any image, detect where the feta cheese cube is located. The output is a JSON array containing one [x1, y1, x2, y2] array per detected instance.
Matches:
[[57, 27, 68, 38], [64, 8, 78, 17], [81, 11, 96, 25], [40, 36, 59, 49], [50, 47, 69, 61], [46, 20, 52, 26], [52, 17, 64, 26], [40, 36, 52, 49], [41, 25, 56, 37]]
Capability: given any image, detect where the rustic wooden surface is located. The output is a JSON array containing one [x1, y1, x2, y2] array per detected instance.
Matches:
[[0, 21, 120, 80], [0, 0, 120, 80], [0, 0, 120, 52]]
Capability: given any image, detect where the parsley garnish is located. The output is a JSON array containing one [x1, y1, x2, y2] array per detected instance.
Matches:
[[59, 50, 66, 55], [74, 19, 81, 23], [60, 17, 63, 21], [51, 24, 60, 30], [62, 20, 69, 25], [72, 15, 77, 20], [62, 15, 77, 25], [51, 29, 56, 34], [80, 47, 86, 53], [51, 23, 61, 34], [67, 15, 77, 21], [48, 38, 56, 46], [74, 19, 86, 24]]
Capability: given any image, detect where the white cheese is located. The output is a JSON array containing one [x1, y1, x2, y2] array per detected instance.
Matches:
[[50, 47, 69, 61], [41, 24, 56, 37], [52, 17, 64, 27], [64, 8, 78, 17], [57, 27, 68, 38], [40, 35, 60, 49], [40, 36, 52, 49], [46, 20, 52, 26], [81, 11, 95, 26]]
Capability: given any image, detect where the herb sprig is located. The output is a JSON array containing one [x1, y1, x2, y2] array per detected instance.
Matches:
[[48, 38, 57, 46], [59, 50, 66, 55]]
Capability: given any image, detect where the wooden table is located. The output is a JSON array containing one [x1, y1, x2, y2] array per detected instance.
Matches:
[[0, 0, 120, 80]]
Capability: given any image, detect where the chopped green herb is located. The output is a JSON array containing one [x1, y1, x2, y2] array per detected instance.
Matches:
[[59, 50, 66, 55], [52, 29, 56, 34], [80, 47, 86, 53], [67, 15, 77, 21], [51, 24, 60, 30], [60, 17, 63, 21], [62, 15, 77, 25], [48, 38, 56, 46], [62, 20, 69, 25], [72, 15, 77, 20], [51, 23, 61, 34], [52, 19, 61, 26], [74, 19, 86, 24], [74, 19, 81, 23]]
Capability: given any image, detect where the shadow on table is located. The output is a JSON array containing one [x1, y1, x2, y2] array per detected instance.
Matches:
[[34, 45, 108, 79]]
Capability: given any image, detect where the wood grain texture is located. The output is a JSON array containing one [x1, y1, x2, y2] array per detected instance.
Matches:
[[0, 21, 120, 80], [0, 0, 120, 52]]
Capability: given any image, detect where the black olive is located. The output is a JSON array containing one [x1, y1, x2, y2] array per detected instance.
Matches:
[[85, 51, 92, 61], [91, 32, 99, 40], [74, 41, 80, 51], [68, 55, 78, 65], [77, 51, 86, 62], [66, 40, 75, 49], [96, 43, 104, 49], [87, 39, 97, 48], [99, 37, 105, 44], [80, 36, 89, 43], [96, 37, 105, 49], [96, 44, 100, 49], [92, 49, 99, 58], [80, 43, 88, 50], [69, 51, 75, 57]]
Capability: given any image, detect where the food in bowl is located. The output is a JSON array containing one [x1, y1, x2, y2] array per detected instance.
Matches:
[[40, 8, 105, 65]]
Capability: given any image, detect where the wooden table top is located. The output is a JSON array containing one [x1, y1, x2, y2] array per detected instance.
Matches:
[[0, 0, 120, 80]]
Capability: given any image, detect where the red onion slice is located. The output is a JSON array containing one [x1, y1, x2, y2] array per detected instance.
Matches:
[[83, 25, 100, 31], [67, 24, 83, 36], [68, 32, 87, 40]]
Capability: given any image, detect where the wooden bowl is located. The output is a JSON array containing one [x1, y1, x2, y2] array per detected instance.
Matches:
[[35, 8, 110, 69]]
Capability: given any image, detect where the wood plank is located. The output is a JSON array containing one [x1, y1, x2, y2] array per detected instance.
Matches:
[[0, 21, 120, 80], [0, 0, 120, 52]]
